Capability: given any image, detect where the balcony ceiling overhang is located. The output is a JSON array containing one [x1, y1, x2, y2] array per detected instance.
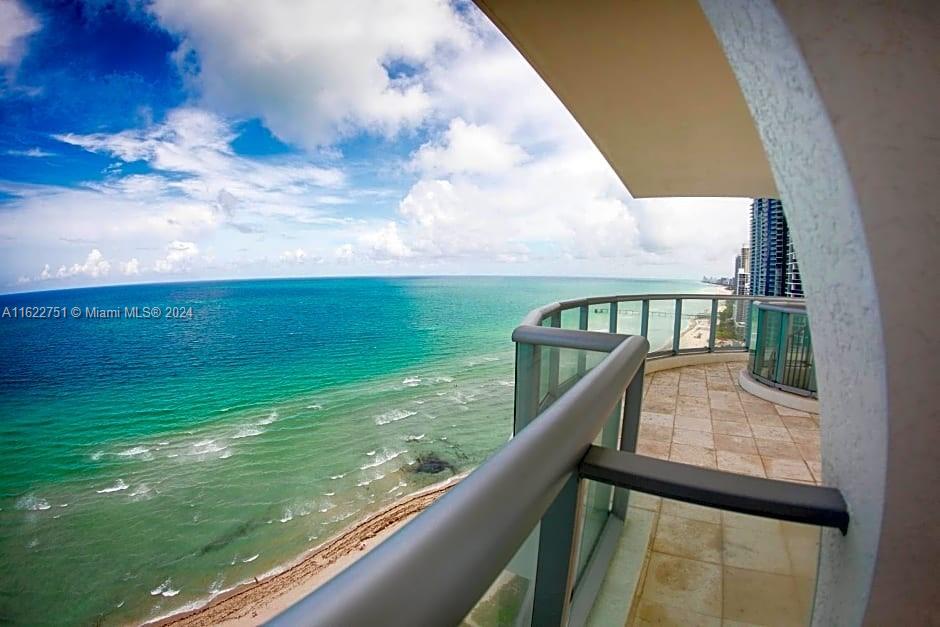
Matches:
[[474, 0, 778, 198]]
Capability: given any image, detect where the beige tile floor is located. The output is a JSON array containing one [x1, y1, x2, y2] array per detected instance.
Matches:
[[626, 362, 822, 627]]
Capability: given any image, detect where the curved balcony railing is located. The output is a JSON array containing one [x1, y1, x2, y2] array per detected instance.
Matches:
[[523, 292, 798, 358], [270, 293, 845, 627], [749, 301, 818, 397]]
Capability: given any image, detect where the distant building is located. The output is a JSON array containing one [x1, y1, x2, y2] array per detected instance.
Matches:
[[733, 244, 750, 325], [749, 198, 803, 298], [786, 239, 803, 297]]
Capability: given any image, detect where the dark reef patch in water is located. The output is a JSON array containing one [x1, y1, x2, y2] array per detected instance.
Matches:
[[411, 453, 456, 475]]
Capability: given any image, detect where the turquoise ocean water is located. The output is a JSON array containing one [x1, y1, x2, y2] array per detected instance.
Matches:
[[0, 276, 717, 625]]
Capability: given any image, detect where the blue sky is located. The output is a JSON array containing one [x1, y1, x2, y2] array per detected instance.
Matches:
[[0, 0, 750, 292]]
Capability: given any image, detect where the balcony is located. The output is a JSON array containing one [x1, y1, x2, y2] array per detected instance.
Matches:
[[270, 294, 845, 626]]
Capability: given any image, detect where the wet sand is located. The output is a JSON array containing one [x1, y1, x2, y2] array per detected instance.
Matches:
[[150, 475, 463, 627]]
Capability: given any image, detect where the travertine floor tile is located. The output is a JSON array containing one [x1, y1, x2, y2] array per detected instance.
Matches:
[[637, 439, 671, 460], [653, 514, 722, 564], [774, 405, 811, 417], [787, 427, 818, 445], [642, 553, 722, 617], [640, 424, 674, 442], [633, 600, 721, 627], [660, 499, 721, 524], [712, 420, 753, 437], [673, 428, 715, 448], [632, 364, 822, 627], [722, 567, 808, 627], [670, 443, 717, 468], [755, 438, 803, 460], [781, 522, 820, 579], [714, 434, 758, 455], [675, 415, 713, 433], [746, 413, 786, 428], [630, 491, 662, 512], [641, 411, 675, 428], [711, 409, 748, 424], [723, 524, 791, 574], [780, 415, 818, 431], [717, 451, 765, 477], [751, 425, 793, 441], [763, 458, 813, 482]]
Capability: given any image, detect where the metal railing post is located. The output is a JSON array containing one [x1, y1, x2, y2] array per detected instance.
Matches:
[[608, 301, 618, 333], [613, 361, 644, 519], [577, 305, 589, 375], [708, 299, 719, 352], [514, 342, 542, 434], [531, 473, 582, 627], [744, 298, 754, 351], [640, 300, 649, 337], [548, 312, 561, 400], [774, 312, 789, 384], [672, 298, 683, 355]]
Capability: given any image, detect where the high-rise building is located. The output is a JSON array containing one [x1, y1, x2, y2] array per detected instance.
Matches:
[[733, 244, 750, 325], [749, 198, 804, 298], [786, 240, 803, 297]]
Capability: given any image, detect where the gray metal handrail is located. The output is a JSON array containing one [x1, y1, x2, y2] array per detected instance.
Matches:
[[521, 292, 796, 326], [268, 334, 650, 627], [581, 446, 848, 533]]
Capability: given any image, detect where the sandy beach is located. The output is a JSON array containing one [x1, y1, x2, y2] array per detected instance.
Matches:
[[150, 475, 463, 627]]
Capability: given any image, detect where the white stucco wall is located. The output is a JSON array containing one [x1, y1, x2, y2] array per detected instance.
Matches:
[[698, 2, 889, 625]]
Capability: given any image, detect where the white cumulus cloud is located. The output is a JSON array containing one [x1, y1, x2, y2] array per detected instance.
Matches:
[[411, 118, 528, 176], [0, 0, 39, 68], [279, 248, 308, 264], [37, 249, 111, 281], [120, 258, 140, 276], [153, 240, 199, 273], [149, 0, 470, 148]]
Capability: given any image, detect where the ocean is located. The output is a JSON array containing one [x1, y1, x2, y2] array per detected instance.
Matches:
[[0, 276, 717, 625]]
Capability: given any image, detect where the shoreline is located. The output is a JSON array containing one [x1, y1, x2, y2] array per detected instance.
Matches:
[[148, 474, 464, 627]]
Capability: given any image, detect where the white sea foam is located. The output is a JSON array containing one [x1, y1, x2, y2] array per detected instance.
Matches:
[[189, 440, 228, 456], [429, 375, 454, 384], [355, 479, 372, 487], [374, 409, 416, 426], [242, 554, 259, 563], [329, 510, 357, 523], [16, 495, 51, 511], [97, 479, 129, 494], [232, 426, 264, 439], [404, 434, 425, 442], [323, 491, 335, 496], [218, 449, 233, 459], [402, 377, 421, 387], [318, 502, 336, 512], [129, 484, 152, 500], [90, 451, 104, 461], [279, 509, 294, 523], [359, 449, 406, 470], [150, 579, 180, 597], [256, 410, 279, 426], [329, 473, 346, 480], [306, 404, 322, 410], [365, 450, 376, 456], [118, 446, 153, 461], [497, 380, 515, 387]]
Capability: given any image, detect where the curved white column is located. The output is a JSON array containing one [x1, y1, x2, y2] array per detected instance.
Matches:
[[699, 2, 888, 624]]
